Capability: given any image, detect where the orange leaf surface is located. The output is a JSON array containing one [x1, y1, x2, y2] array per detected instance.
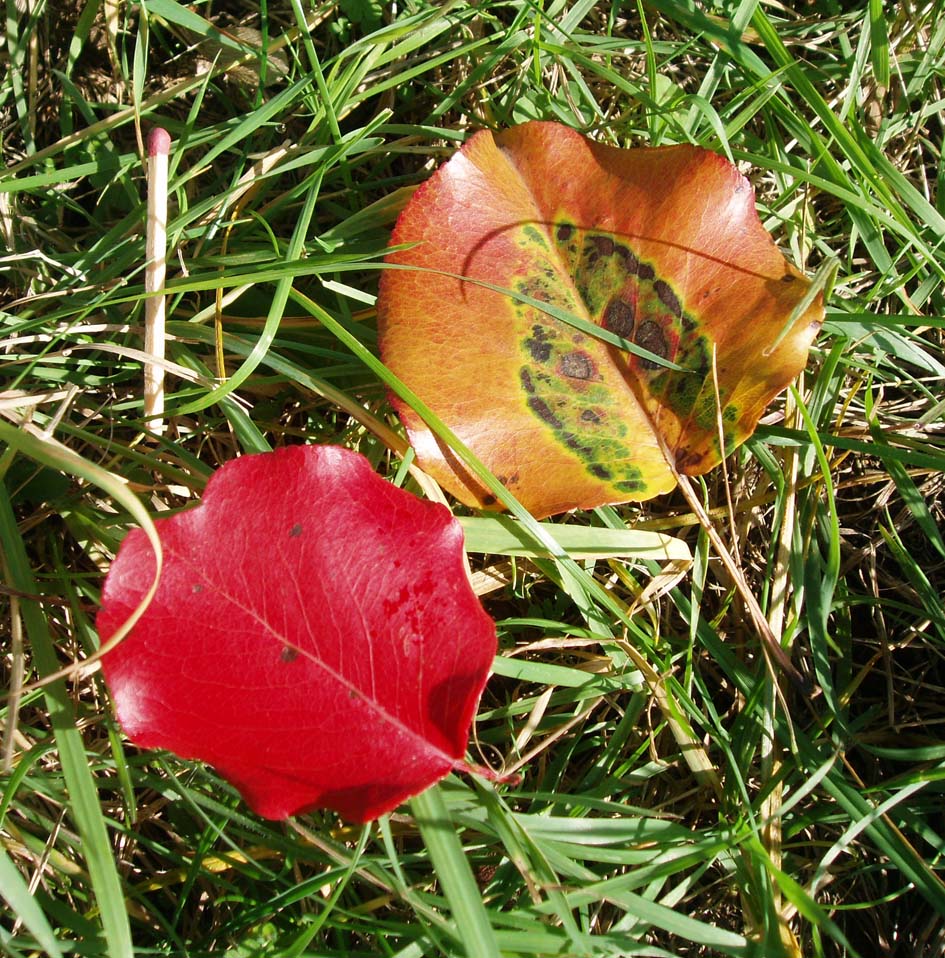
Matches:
[[378, 121, 823, 518]]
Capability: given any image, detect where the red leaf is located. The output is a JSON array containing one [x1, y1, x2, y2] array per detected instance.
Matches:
[[97, 445, 497, 822]]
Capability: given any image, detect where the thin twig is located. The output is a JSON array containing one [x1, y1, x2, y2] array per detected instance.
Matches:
[[673, 471, 808, 693], [1, 590, 24, 774], [711, 344, 740, 554], [144, 127, 170, 435], [762, 383, 800, 932]]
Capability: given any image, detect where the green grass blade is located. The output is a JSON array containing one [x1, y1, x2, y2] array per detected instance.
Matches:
[[410, 785, 502, 958], [459, 515, 691, 561], [869, 0, 890, 90], [0, 843, 65, 957]]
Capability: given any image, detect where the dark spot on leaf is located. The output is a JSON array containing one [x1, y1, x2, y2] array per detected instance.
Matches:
[[682, 315, 697, 333], [520, 368, 535, 394], [192, 584, 203, 594], [615, 244, 639, 274], [591, 235, 615, 256], [781, 274, 796, 283], [590, 463, 612, 480], [676, 450, 706, 471], [280, 647, 299, 663], [348, 688, 361, 700], [528, 396, 564, 429], [603, 297, 635, 339], [524, 325, 553, 363], [289, 523, 302, 538], [638, 262, 655, 281], [556, 223, 573, 242], [580, 408, 601, 423], [497, 472, 519, 487], [562, 433, 594, 457], [614, 478, 646, 493], [521, 282, 549, 303], [672, 374, 701, 411], [635, 320, 668, 370], [560, 351, 596, 380], [482, 494, 497, 506], [653, 279, 682, 317]]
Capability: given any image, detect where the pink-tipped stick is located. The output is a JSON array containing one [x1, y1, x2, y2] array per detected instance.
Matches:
[[144, 127, 171, 435], [148, 127, 171, 157]]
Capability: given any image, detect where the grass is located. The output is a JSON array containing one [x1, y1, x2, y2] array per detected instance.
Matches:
[[2, 0, 944, 955]]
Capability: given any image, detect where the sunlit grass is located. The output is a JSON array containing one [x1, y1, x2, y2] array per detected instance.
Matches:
[[2, 2, 944, 956]]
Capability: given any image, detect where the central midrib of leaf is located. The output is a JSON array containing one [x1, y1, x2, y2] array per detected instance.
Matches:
[[493, 145, 692, 489], [175, 547, 461, 768]]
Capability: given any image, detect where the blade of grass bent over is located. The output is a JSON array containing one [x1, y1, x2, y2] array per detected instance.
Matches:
[[0, 419, 163, 677], [0, 435, 158, 958], [286, 288, 651, 638]]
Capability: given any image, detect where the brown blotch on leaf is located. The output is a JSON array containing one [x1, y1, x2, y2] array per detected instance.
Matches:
[[591, 235, 615, 256], [528, 396, 564, 429], [520, 281, 549, 303], [524, 324, 553, 363], [556, 223, 574, 242], [603, 296, 636, 339], [675, 449, 706, 471], [560, 350, 596, 381], [615, 244, 640, 274], [289, 523, 303, 538], [653, 279, 683, 317], [280, 647, 300, 663], [562, 432, 594, 457], [635, 320, 669, 370]]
